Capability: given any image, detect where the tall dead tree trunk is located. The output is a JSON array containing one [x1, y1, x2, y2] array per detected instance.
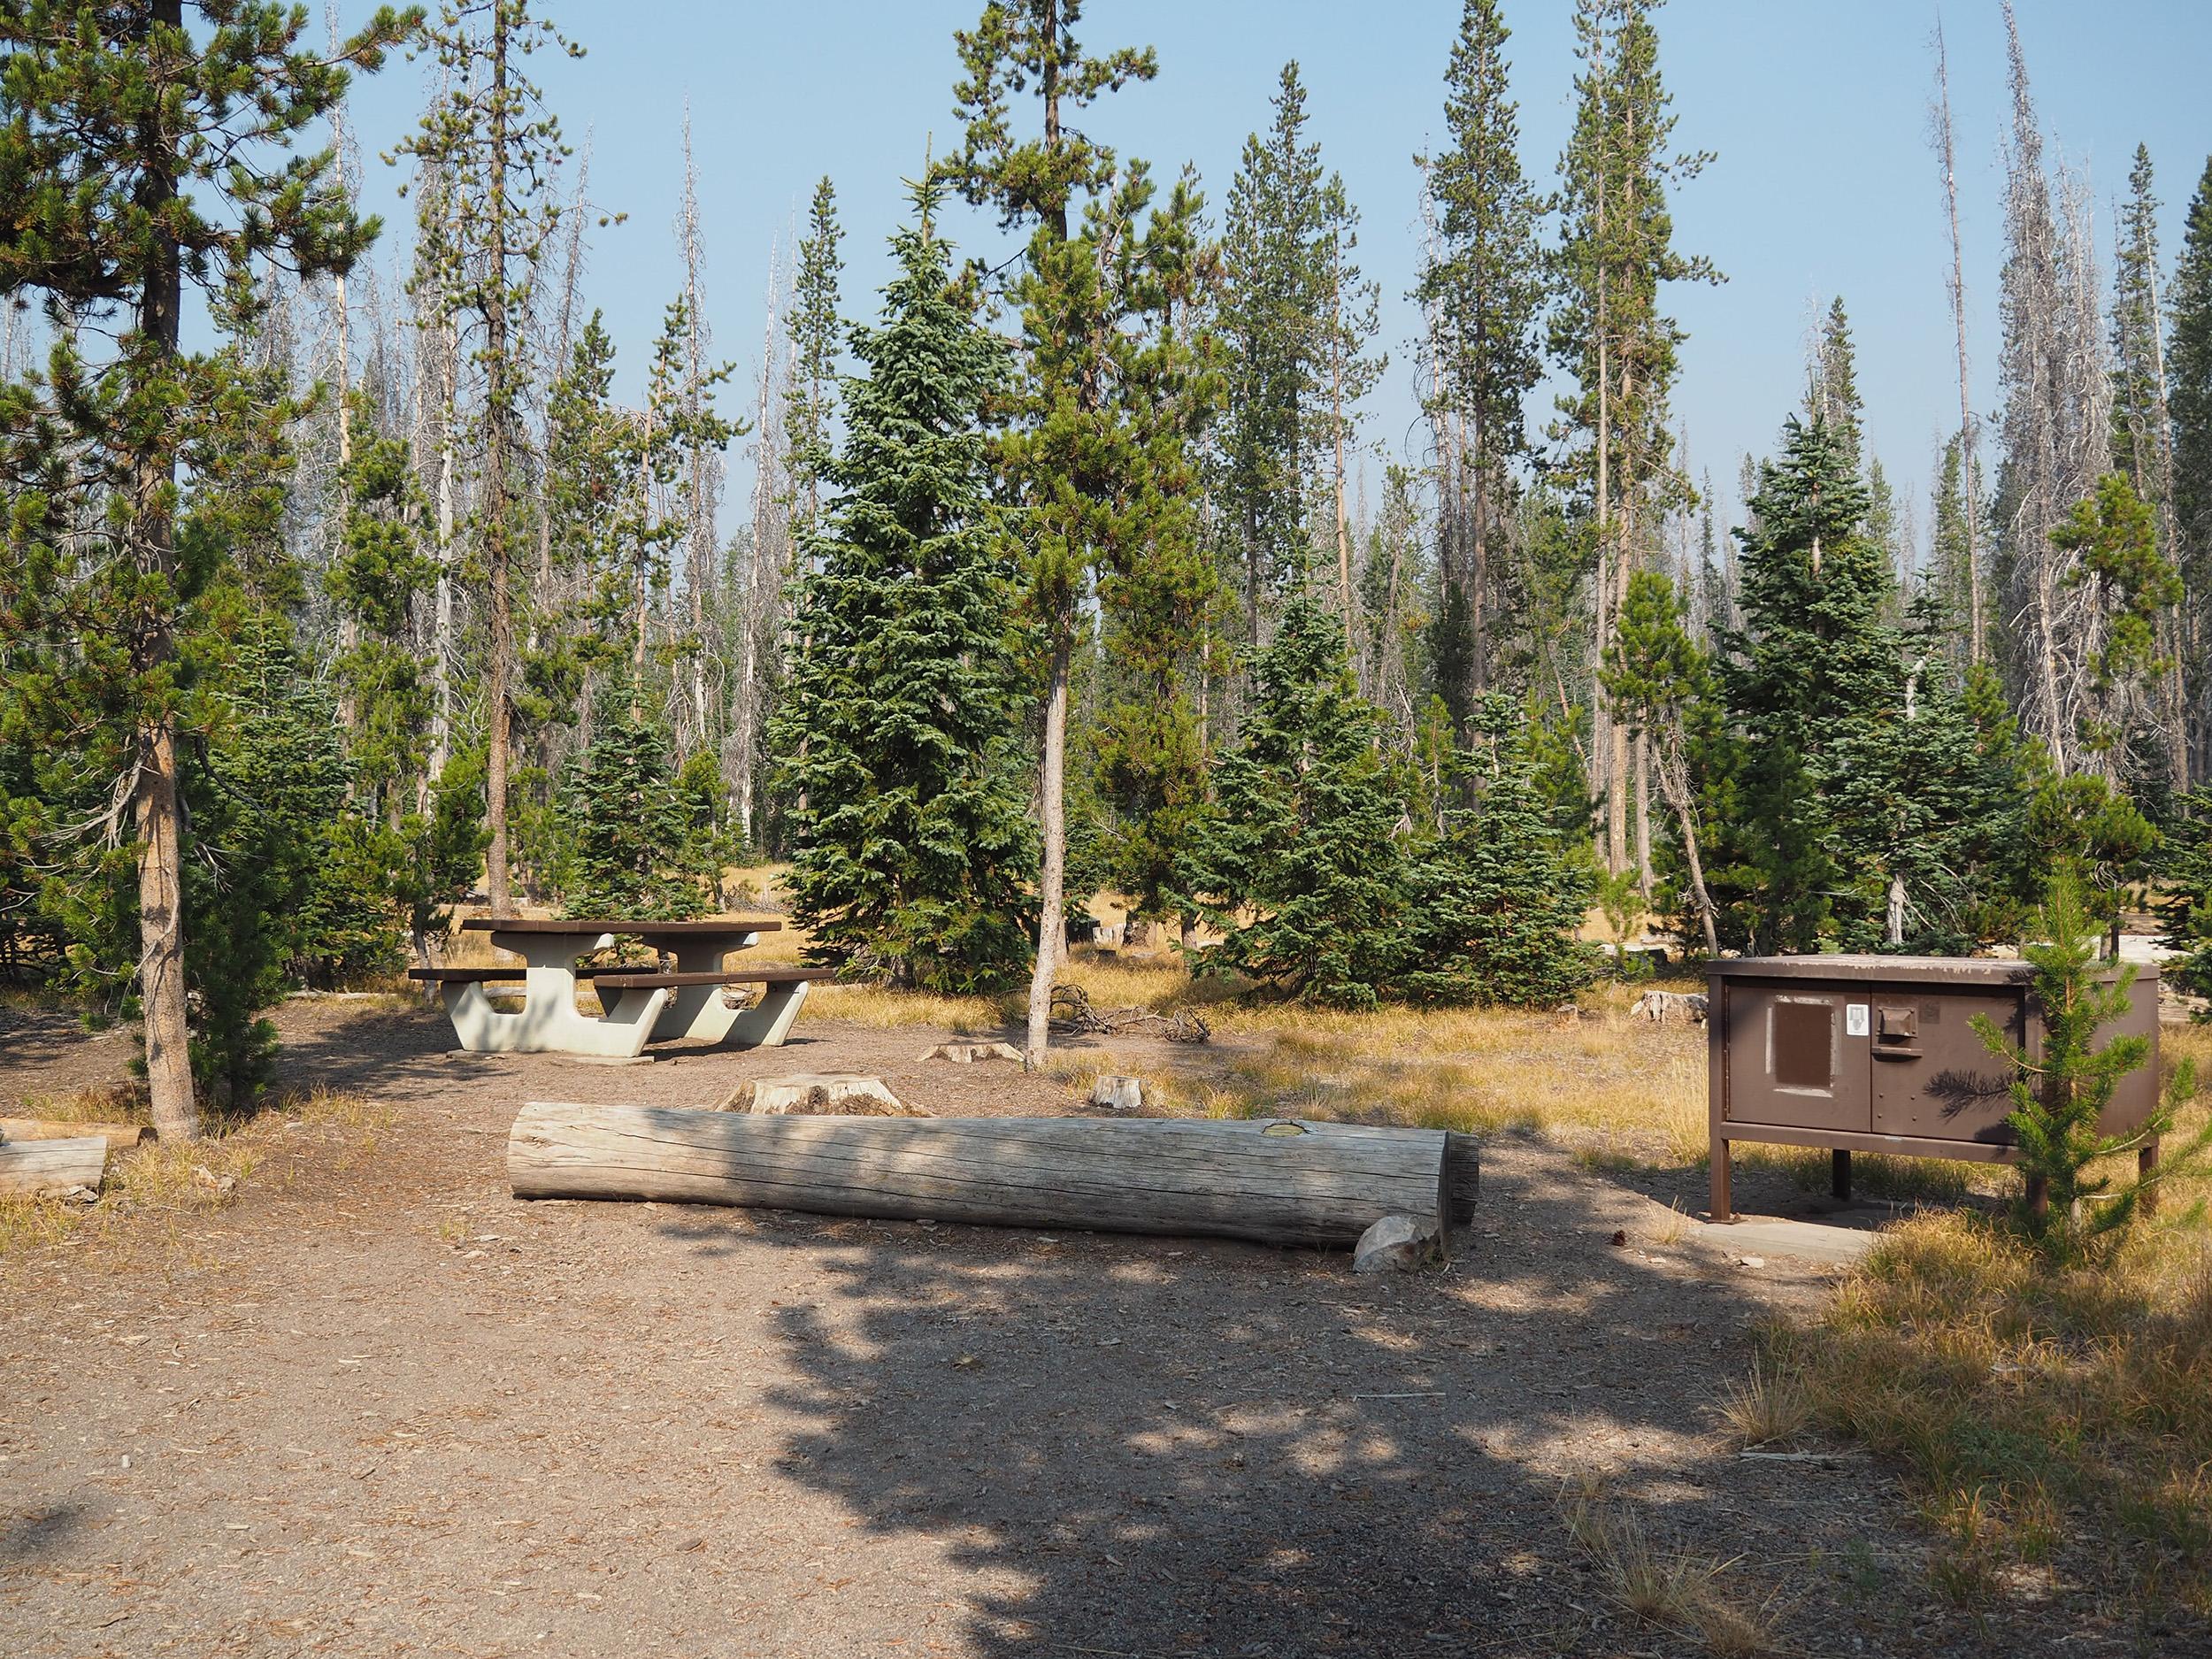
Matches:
[[1931, 20, 1985, 665]]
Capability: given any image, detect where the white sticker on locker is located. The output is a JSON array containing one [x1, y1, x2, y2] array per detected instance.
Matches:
[[1845, 1003, 1870, 1037]]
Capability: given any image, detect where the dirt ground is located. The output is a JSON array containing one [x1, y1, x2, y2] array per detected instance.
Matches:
[[0, 997, 2154, 1657]]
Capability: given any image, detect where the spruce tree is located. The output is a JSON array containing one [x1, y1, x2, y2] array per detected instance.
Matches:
[[2049, 472, 2181, 775], [561, 687, 704, 922], [1219, 63, 1328, 645], [0, 1, 412, 1139], [1181, 592, 1406, 1009], [1724, 415, 1894, 950], [783, 176, 844, 543], [771, 183, 1035, 995], [1396, 697, 1595, 1006], [1551, 0, 1719, 873], [2171, 156, 2212, 645]]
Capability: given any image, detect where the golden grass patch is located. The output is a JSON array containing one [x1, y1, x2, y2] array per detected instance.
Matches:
[[1781, 1051, 2212, 1613], [0, 1089, 389, 1261]]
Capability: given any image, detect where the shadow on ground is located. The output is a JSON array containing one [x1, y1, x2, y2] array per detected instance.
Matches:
[[650, 1128, 1985, 1657]]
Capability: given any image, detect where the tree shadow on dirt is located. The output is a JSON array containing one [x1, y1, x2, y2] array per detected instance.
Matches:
[[646, 1127, 1991, 1657]]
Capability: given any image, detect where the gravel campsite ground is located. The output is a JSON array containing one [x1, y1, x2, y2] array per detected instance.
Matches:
[[0, 992, 2177, 1657]]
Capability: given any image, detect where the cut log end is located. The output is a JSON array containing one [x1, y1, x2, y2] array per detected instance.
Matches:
[[0, 1135, 109, 1199]]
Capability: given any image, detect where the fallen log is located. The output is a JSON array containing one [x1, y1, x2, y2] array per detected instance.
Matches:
[[0, 1118, 148, 1152], [509, 1104, 1474, 1248], [0, 1134, 108, 1199]]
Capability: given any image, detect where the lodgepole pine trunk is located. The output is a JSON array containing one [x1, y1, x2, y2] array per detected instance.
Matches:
[[1024, 633, 1071, 1067], [132, 8, 196, 1141]]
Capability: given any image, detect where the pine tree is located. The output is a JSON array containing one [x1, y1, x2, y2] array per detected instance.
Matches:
[[2050, 472, 2182, 773], [0, 1, 412, 1139], [771, 183, 1035, 995], [1417, 0, 1545, 718], [2109, 145, 2189, 793], [1396, 696, 1595, 1006], [1550, 0, 1719, 874], [328, 396, 439, 823], [1809, 296, 1863, 470], [396, 0, 581, 918], [940, 0, 1167, 1056], [1975, 878, 2198, 1264], [1091, 169, 1226, 945], [1182, 593, 1407, 1009], [1219, 63, 1331, 646]]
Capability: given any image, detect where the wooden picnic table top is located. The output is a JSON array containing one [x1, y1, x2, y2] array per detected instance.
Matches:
[[460, 918, 783, 936]]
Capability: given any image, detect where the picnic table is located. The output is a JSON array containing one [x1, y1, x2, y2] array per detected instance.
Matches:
[[410, 918, 834, 1058]]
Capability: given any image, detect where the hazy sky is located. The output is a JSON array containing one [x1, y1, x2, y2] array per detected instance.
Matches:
[[332, 0, 2212, 551]]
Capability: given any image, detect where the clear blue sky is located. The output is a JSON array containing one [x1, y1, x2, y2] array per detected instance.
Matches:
[[334, 0, 2212, 550]]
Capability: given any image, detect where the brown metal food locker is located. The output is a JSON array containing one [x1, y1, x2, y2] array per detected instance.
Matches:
[[1705, 956, 2161, 1221]]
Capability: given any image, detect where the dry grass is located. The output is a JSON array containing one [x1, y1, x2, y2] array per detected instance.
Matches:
[[1182, 986, 1707, 1158], [1782, 1029, 2212, 1614], [1562, 1477, 1778, 1655], [9, 1081, 150, 1127], [1713, 1354, 1812, 1448], [0, 1088, 389, 1262]]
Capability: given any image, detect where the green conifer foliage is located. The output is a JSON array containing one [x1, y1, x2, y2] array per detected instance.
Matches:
[[771, 186, 1035, 995], [1603, 569, 1722, 955], [328, 396, 438, 819], [783, 176, 845, 541], [561, 688, 705, 922], [1092, 168, 1225, 941], [1974, 879, 2200, 1265], [1417, 0, 1544, 711], [2170, 157, 2212, 619], [1724, 415, 1893, 949], [1397, 697, 1595, 1006], [0, 0, 415, 1138], [1182, 594, 1406, 1009], [2050, 472, 2182, 771]]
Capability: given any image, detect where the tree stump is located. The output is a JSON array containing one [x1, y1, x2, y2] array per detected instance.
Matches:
[[1089, 1075, 1144, 1112], [718, 1074, 926, 1117]]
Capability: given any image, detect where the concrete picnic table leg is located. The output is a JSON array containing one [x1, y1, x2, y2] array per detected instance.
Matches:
[[442, 932, 667, 1058], [660, 932, 762, 1044]]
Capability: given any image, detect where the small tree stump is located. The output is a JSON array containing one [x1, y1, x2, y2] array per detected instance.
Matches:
[[1090, 1075, 1144, 1112], [718, 1075, 927, 1117], [917, 1041, 1025, 1064]]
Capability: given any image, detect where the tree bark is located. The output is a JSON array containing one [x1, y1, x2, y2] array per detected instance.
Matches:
[[1024, 633, 1071, 1067], [133, 1, 196, 1142], [1652, 740, 1718, 958], [481, 4, 515, 916], [509, 1103, 1471, 1249]]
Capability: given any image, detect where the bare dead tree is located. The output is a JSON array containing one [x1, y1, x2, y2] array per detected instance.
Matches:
[[1929, 16, 1985, 663]]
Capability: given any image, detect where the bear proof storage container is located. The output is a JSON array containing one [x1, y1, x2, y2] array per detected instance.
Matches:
[[1704, 955, 2160, 1221]]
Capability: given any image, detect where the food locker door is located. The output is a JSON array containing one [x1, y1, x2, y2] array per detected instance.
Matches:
[[1721, 983, 1871, 1133]]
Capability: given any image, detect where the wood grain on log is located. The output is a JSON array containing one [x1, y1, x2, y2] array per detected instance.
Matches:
[[509, 1104, 1463, 1248], [0, 1135, 108, 1198], [0, 1118, 147, 1151]]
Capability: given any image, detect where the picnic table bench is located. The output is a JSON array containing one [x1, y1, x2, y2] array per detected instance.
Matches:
[[409, 918, 834, 1058]]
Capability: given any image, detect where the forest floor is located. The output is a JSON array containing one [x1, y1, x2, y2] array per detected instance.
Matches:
[[0, 983, 2191, 1657]]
